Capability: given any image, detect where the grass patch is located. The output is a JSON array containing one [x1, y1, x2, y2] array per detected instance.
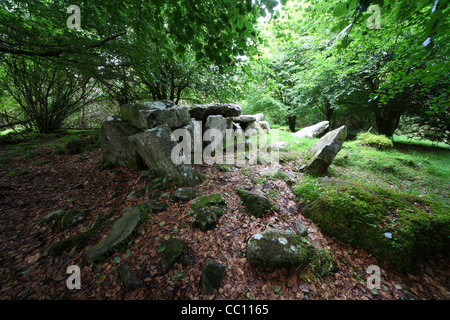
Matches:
[[4, 169, 29, 178]]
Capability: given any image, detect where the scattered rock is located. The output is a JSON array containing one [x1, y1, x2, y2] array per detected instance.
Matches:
[[169, 187, 202, 202], [300, 125, 347, 176], [158, 239, 186, 274], [293, 221, 308, 237], [141, 200, 167, 213], [190, 194, 227, 231], [118, 262, 142, 292], [276, 171, 296, 185], [41, 208, 88, 230], [84, 206, 141, 264], [235, 188, 279, 218], [70, 183, 84, 190], [200, 260, 225, 295], [246, 228, 310, 269], [293, 121, 329, 139]]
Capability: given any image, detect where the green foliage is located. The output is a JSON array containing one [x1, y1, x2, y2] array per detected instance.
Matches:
[[356, 132, 393, 150]]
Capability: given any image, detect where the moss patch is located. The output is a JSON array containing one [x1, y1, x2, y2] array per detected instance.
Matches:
[[356, 132, 393, 150], [294, 178, 449, 272], [190, 194, 227, 231]]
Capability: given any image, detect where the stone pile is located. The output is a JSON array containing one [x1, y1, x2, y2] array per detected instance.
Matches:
[[100, 101, 270, 185]]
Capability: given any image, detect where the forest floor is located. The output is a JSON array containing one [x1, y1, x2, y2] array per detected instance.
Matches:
[[0, 130, 448, 300]]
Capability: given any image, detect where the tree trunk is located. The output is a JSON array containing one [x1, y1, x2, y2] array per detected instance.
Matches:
[[373, 102, 404, 137], [288, 115, 296, 132]]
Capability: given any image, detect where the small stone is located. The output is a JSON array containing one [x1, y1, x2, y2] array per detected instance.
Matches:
[[235, 188, 279, 218], [169, 187, 202, 202], [293, 221, 308, 237], [159, 239, 185, 274], [200, 260, 225, 295], [118, 262, 142, 292]]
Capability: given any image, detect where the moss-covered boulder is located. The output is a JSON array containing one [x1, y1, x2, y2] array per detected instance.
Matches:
[[158, 239, 186, 274], [246, 228, 311, 269], [235, 188, 279, 218], [200, 260, 226, 295], [190, 194, 227, 231], [293, 179, 450, 272]]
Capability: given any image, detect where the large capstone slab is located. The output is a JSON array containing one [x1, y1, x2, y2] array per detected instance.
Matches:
[[120, 100, 190, 130], [188, 103, 241, 121]]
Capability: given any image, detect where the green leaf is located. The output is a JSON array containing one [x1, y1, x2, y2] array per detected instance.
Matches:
[[124, 249, 131, 258], [114, 256, 121, 264], [333, 2, 348, 17], [158, 245, 166, 253], [21, 268, 31, 275], [159, 221, 166, 227], [274, 285, 281, 294]]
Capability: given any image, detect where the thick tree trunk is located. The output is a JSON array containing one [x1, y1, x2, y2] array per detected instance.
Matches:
[[288, 115, 297, 132], [373, 102, 404, 137]]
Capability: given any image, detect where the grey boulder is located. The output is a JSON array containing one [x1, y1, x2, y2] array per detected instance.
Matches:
[[129, 124, 200, 186], [293, 121, 329, 139], [300, 125, 347, 176], [99, 116, 146, 170]]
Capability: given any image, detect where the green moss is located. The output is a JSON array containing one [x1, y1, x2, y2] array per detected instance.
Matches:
[[190, 194, 227, 231], [159, 239, 185, 274], [294, 178, 449, 272], [47, 211, 112, 257], [235, 188, 279, 218], [356, 132, 393, 150]]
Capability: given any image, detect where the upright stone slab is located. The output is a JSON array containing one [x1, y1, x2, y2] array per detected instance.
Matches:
[[300, 125, 347, 176], [293, 121, 329, 139], [244, 121, 264, 137], [259, 121, 271, 133], [129, 124, 200, 186], [120, 100, 190, 130], [99, 116, 146, 169], [204, 115, 228, 136]]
